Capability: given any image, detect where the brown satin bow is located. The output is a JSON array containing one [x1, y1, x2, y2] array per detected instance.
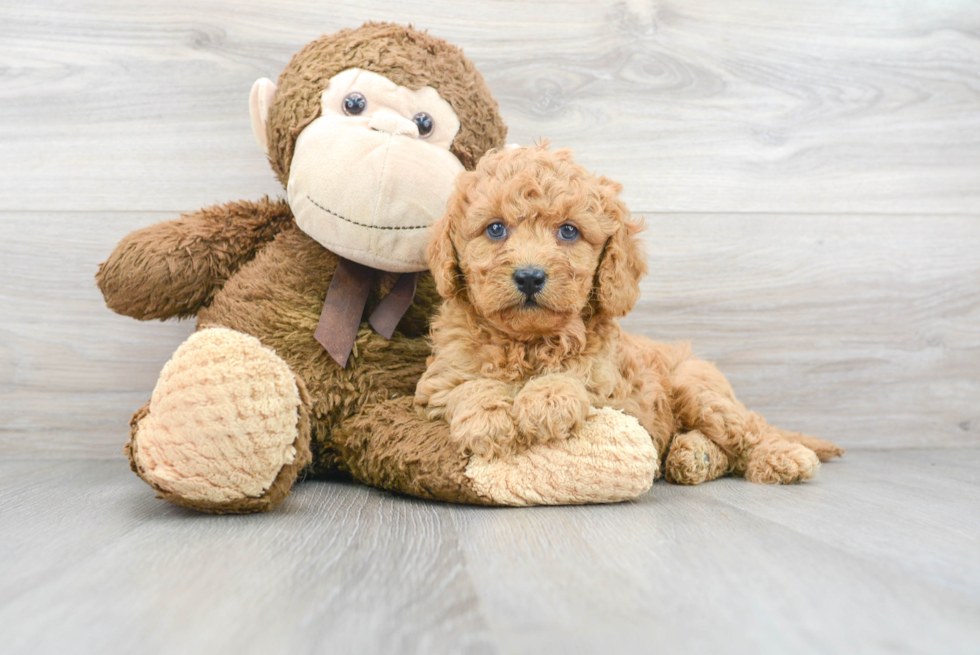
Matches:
[[313, 257, 419, 368]]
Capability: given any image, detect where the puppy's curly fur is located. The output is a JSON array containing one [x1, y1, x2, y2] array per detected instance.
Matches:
[[415, 144, 842, 484]]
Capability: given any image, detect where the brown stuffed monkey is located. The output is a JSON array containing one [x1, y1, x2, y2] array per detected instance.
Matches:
[[96, 23, 658, 513]]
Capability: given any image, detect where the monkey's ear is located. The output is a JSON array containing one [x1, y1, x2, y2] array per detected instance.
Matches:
[[249, 78, 278, 154]]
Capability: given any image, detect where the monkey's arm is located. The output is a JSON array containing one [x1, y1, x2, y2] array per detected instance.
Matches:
[[96, 197, 293, 320], [335, 396, 659, 506]]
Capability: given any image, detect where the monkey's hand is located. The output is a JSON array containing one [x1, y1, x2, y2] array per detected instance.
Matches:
[[97, 197, 293, 320]]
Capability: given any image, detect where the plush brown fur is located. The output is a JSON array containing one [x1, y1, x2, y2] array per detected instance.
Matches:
[[332, 396, 491, 505], [195, 224, 443, 474], [416, 145, 843, 483], [97, 197, 295, 321], [267, 22, 507, 185], [97, 24, 507, 512]]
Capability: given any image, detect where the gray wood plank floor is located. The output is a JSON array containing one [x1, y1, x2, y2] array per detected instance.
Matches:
[[1, 451, 978, 655], [1, 0, 978, 453]]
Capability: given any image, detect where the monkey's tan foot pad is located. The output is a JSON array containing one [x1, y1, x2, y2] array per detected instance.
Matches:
[[463, 407, 658, 506], [744, 441, 821, 484], [127, 327, 311, 513]]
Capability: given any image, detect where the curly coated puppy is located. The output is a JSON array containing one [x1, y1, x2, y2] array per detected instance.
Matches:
[[415, 144, 842, 484]]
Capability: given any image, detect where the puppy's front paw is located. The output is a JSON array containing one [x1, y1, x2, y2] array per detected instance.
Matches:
[[513, 374, 591, 444], [450, 403, 519, 460]]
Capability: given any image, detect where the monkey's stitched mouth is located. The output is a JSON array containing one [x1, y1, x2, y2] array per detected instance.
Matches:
[[307, 195, 428, 231]]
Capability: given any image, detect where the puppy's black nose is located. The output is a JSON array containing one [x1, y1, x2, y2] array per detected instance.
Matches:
[[513, 267, 547, 297]]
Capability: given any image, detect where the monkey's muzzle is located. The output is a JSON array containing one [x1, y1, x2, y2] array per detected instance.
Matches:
[[287, 114, 464, 273]]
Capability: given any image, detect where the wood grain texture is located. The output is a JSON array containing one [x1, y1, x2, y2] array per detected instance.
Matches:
[[0, 0, 978, 213], [1, 451, 978, 654], [2, 213, 977, 456], [0, 213, 196, 456], [622, 215, 980, 449], [1, 1, 978, 456]]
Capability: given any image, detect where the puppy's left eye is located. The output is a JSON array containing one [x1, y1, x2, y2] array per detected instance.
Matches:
[[486, 222, 507, 240], [558, 224, 580, 241]]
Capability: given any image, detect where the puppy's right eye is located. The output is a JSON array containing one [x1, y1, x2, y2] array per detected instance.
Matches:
[[486, 222, 507, 240]]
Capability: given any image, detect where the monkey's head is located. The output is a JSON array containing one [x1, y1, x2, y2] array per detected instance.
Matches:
[[249, 23, 508, 272]]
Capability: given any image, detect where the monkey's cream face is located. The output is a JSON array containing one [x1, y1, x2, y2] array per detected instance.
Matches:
[[286, 68, 465, 272]]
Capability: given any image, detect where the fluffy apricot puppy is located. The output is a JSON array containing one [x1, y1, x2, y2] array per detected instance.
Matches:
[[416, 144, 843, 484]]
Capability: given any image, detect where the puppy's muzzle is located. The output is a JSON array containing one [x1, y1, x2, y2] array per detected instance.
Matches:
[[513, 266, 547, 299]]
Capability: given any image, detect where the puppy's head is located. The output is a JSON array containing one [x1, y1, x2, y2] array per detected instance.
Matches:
[[427, 144, 647, 337]]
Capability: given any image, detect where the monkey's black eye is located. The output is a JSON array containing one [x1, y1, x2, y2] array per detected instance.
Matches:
[[486, 222, 507, 240], [558, 224, 580, 241], [342, 92, 366, 116], [413, 112, 434, 137]]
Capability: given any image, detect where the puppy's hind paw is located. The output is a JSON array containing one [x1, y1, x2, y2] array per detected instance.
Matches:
[[664, 430, 730, 485], [744, 441, 821, 484], [782, 433, 845, 462]]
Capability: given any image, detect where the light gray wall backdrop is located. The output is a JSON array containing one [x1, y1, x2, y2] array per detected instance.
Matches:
[[1, 0, 978, 457]]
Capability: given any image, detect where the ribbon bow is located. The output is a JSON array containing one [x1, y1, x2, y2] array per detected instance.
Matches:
[[313, 257, 419, 368]]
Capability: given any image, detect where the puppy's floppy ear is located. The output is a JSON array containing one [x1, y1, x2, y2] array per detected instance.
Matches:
[[427, 170, 477, 298], [595, 180, 648, 317]]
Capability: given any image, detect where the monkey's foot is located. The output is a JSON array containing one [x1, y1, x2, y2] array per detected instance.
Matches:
[[664, 430, 730, 485], [743, 440, 820, 484], [126, 327, 311, 513], [463, 407, 658, 505]]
